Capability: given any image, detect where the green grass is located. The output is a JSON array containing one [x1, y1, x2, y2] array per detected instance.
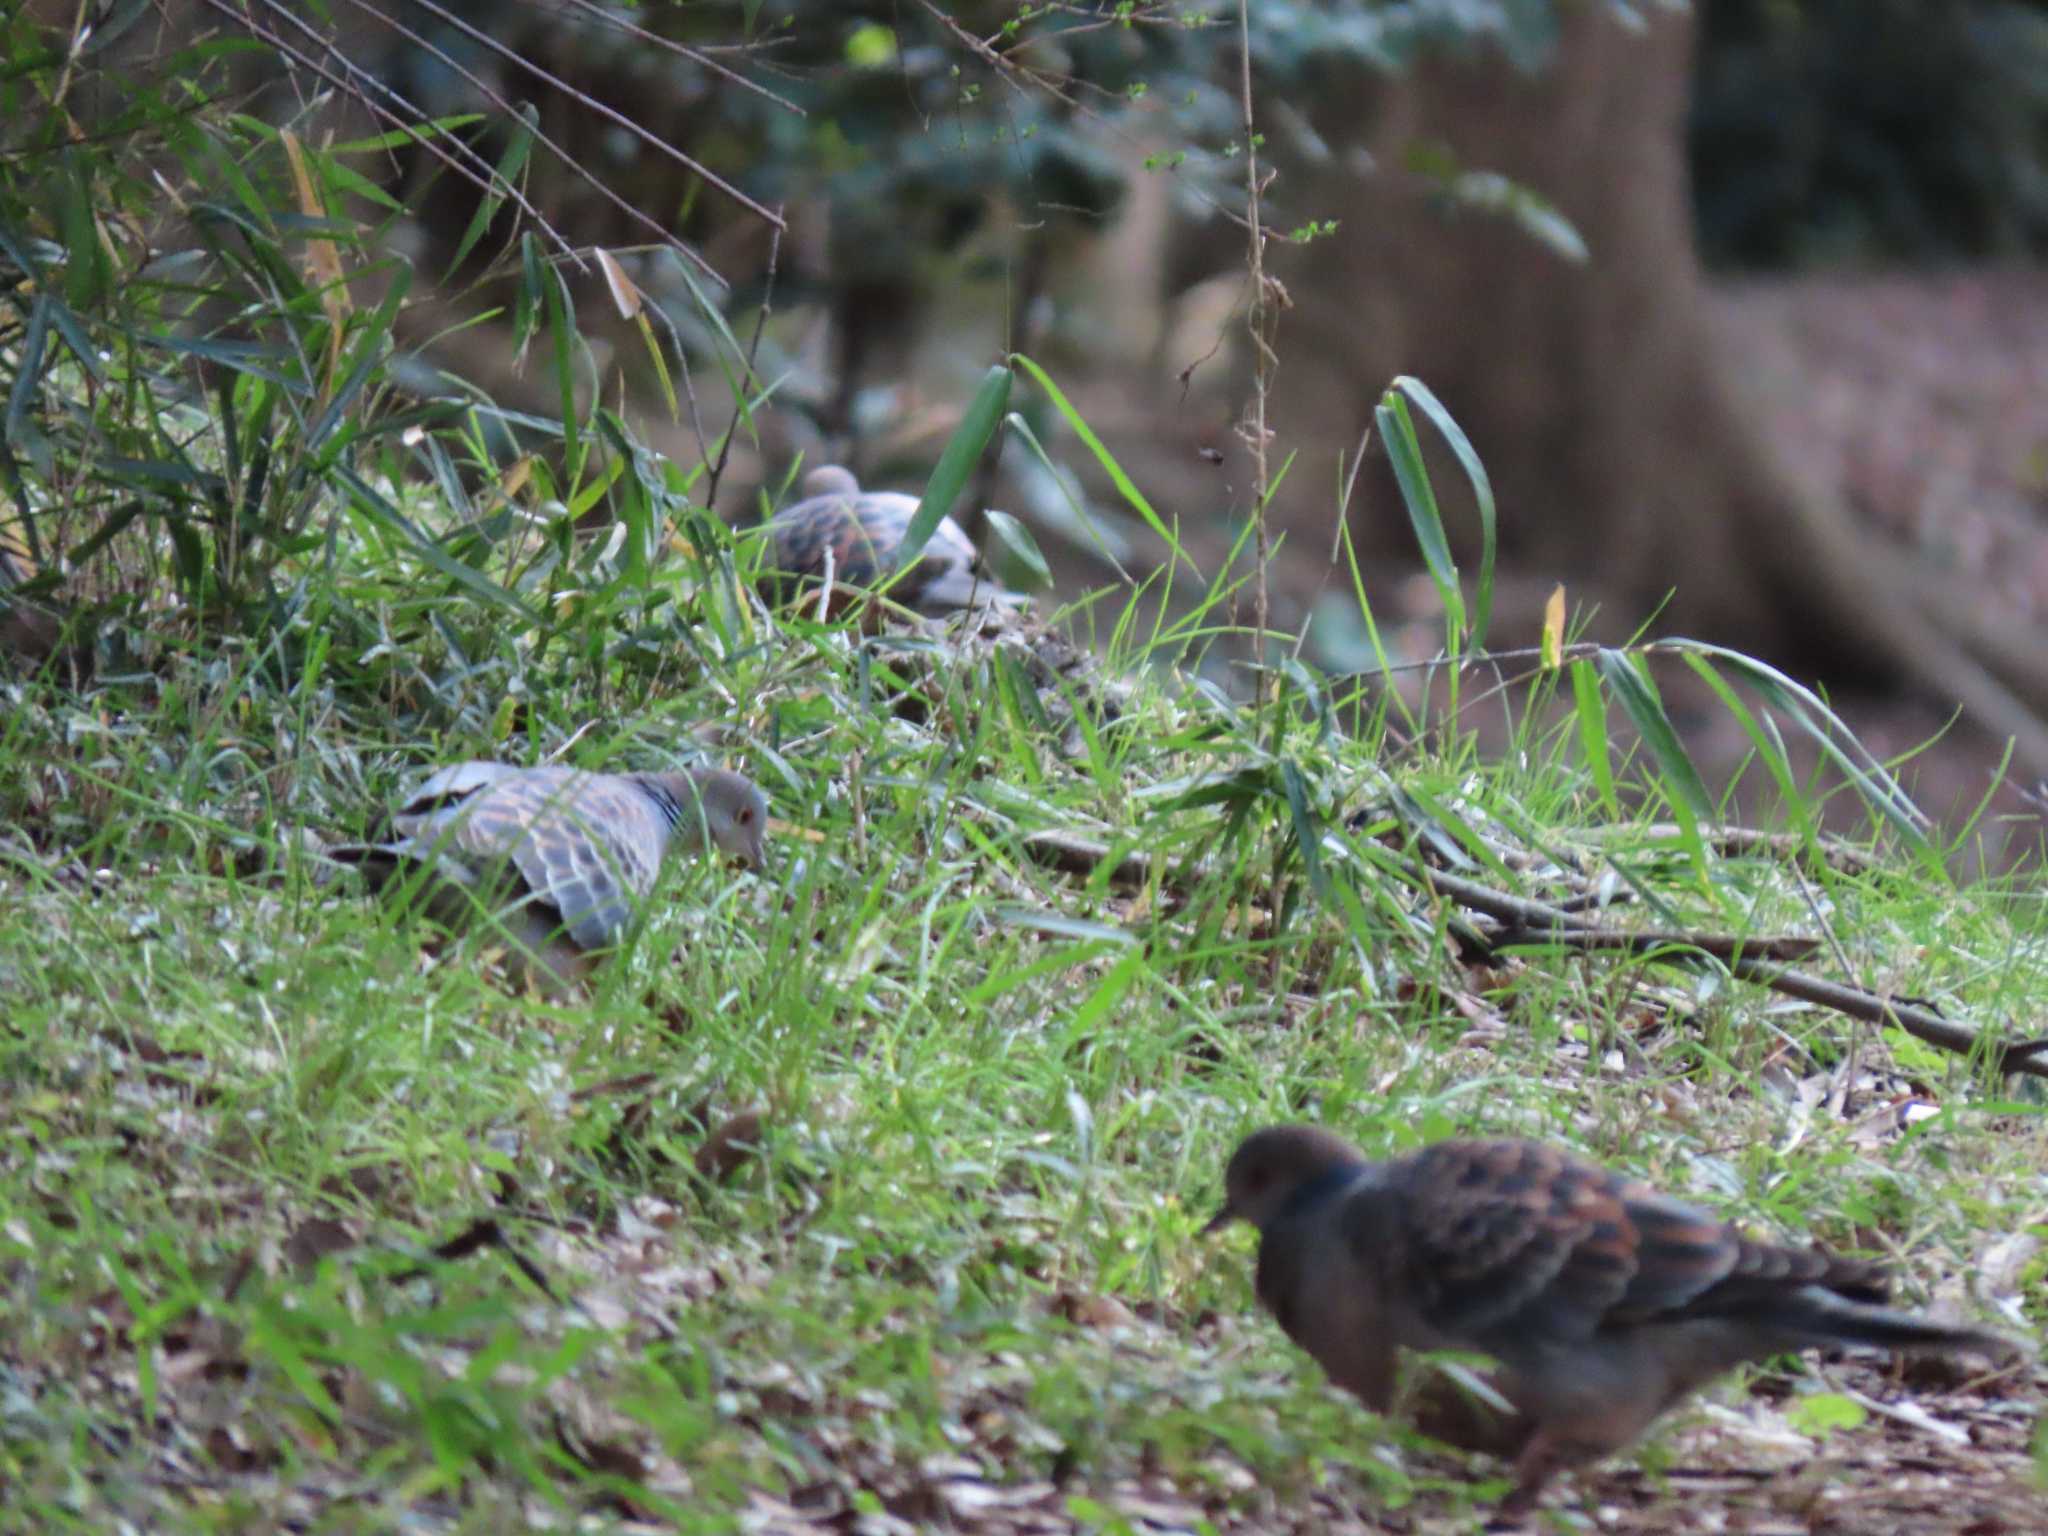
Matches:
[[1, 18, 2039, 1530], [1, 542, 2043, 1533]]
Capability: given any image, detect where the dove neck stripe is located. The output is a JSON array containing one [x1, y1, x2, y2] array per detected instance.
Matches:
[[634, 774, 691, 828], [1277, 1159, 1370, 1226]]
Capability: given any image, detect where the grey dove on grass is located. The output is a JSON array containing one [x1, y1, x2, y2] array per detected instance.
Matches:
[[760, 464, 1027, 616], [331, 762, 766, 989], [1207, 1125, 2025, 1520]]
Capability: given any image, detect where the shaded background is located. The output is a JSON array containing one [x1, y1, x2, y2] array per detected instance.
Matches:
[[57, 0, 2048, 857]]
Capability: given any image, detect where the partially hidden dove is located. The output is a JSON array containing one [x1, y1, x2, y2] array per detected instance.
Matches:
[[1207, 1124, 2025, 1520], [760, 464, 1027, 616], [330, 762, 766, 989]]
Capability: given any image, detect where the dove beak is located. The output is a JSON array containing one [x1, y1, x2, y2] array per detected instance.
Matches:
[[1201, 1202, 1238, 1236]]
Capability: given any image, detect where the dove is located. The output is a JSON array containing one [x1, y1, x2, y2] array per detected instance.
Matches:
[[760, 463, 1027, 616], [330, 761, 766, 989], [1206, 1124, 2024, 1519]]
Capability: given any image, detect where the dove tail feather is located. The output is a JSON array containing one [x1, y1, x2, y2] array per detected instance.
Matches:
[[324, 843, 403, 884], [325, 844, 482, 905], [1784, 1289, 2020, 1363]]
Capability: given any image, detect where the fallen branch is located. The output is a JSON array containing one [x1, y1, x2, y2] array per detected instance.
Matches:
[[1016, 827, 2047, 1080], [1021, 829, 1184, 889], [1721, 960, 2048, 1079], [1420, 866, 1821, 964], [1412, 865, 2047, 1080]]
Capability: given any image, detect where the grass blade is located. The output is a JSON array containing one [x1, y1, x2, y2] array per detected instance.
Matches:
[[1389, 375, 1497, 648], [1596, 647, 1711, 818], [1375, 388, 1465, 647]]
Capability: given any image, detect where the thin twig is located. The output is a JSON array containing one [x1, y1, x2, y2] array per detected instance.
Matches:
[[204, 0, 572, 263], [339, 0, 782, 234], [1232, 0, 1282, 986], [541, 0, 806, 117], [1234, 0, 1274, 696], [704, 210, 784, 516]]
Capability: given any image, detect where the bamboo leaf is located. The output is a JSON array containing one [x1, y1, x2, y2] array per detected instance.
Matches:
[[1012, 353, 1198, 575], [895, 363, 1012, 575], [984, 509, 1051, 591], [1671, 640, 1930, 852], [1280, 757, 1328, 898], [447, 104, 535, 278]]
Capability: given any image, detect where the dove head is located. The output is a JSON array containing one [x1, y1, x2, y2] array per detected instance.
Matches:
[[647, 767, 768, 870], [1206, 1124, 1370, 1235], [801, 463, 861, 500]]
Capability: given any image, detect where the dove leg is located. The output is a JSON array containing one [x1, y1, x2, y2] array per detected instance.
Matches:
[[490, 908, 592, 996], [1405, 1367, 1534, 1460], [1499, 1437, 1562, 1519], [1497, 1425, 1610, 1519]]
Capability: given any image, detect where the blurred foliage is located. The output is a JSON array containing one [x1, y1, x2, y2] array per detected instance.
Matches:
[[1692, 0, 2048, 268], [320, 0, 1602, 463], [0, 0, 1587, 688], [0, 4, 769, 712], [359, 1, 1572, 291]]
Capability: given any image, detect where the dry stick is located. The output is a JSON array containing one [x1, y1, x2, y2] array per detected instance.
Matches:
[[1488, 924, 1821, 967], [1412, 865, 2048, 1080], [1023, 829, 1166, 888], [1418, 866, 1819, 963], [1232, 0, 1283, 984], [1016, 830, 2048, 1079], [1723, 961, 2048, 1077]]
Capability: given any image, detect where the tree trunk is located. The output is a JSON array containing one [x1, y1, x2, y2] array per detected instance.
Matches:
[[1158, 3, 2048, 770]]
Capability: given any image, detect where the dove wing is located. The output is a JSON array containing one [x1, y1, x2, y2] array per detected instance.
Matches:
[[452, 769, 670, 952], [768, 492, 890, 587], [391, 761, 521, 834], [1389, 1139, 1745, 1348]]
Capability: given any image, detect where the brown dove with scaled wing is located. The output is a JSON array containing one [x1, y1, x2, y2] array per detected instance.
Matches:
[[1207, 1124, 2025, 1519]]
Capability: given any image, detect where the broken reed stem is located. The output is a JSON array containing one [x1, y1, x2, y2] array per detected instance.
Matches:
[[1235, 0, 1274, 710], [1234, 0, 1281, 982]]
